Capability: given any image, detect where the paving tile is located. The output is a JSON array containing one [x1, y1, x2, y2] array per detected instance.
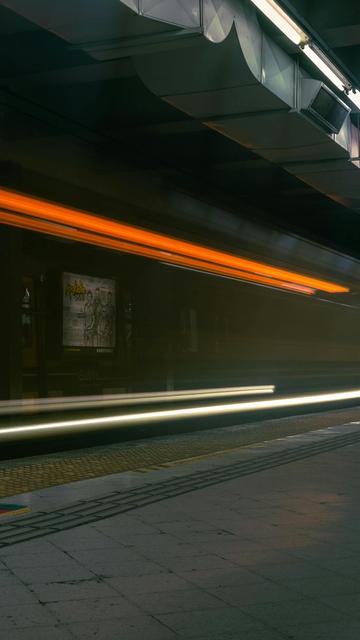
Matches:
[[50, 528, 118, 551], [0, 584, 38, 606], [251, 560, 338, 583], [67, 546, 142, 565], [84, 559, 167, 578], [156, 553, 237, 573], [46, 595, 142, 623], [122, 531, 180, 547], [164, 531, 252, 546], [285, 620, 360, 639], [314, 556, 360, 577], [217, 549, 299, 567], [286, 542, 358, 561], [125, 533, 204, 557], [155, 607, 259, 637], [11, 561, 95, 584], [127, 587, 228, 614], [195, 537, 263, 552], [105, 572, 191, 594], [190, 632, 285, 640], [0, 540, 60, 556], [66, 615, 177, 639], [238, 598, 346, 630], [156, 521, 219, 536], [290, 575, 360, 597], [0, 603, 57, 629], [317, 592, 360, 616], [0, 568, 25, 586], [94, 518, 160, 539], [0, 625, 74, 640], [30, 578, 118, 603], [208, 582, 300, 606], [2, 550, 71, 568], [177, 567, 268, 589], [252, 535, 316, 550]]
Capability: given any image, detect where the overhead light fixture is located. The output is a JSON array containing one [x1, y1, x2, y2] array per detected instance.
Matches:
[[348, 90, 360, 111], [302, 44, 350, 92], [250, 0, 360, 114], [249, 0, 308, 45]]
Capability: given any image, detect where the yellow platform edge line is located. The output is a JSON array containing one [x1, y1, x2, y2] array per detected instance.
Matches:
[[0, 507, 31, 518]]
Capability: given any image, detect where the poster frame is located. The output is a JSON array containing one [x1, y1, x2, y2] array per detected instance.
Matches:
[[61, 270, 117, 357]]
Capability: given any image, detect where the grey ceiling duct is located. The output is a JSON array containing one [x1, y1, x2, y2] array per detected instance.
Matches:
[[4, 0, 360, 211], [129, 0, 360, 213]]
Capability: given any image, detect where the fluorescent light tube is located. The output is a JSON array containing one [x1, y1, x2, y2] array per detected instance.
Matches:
[[303, 44, 348, 92], [249, 0, 308, 45]]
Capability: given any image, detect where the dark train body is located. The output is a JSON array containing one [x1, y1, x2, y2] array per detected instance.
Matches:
[[6, 224, 359, 403]]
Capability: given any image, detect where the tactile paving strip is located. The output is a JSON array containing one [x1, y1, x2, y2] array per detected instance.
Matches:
[[1, 425, 360, 548], [1, 405, 360, 497]]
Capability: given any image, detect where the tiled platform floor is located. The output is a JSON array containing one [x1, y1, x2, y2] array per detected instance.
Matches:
[[1, 422, 360, 638]]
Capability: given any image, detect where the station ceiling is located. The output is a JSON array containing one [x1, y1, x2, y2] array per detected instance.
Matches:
[[0, 1, 360, 258], [284, 0, 360, 84]]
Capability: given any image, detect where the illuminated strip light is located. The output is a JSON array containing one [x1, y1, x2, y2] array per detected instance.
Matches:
[[2, 389, 360, 439], [348, 90, 360, 110], [249, 0, 308, 45], [0, 188, 348, 294], [0, 385, 275, 416], [303, 44, 350, 92]]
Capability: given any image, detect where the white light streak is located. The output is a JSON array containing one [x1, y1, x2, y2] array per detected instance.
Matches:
[[0, 386, 275, 416], [3, 388, 360, 440]]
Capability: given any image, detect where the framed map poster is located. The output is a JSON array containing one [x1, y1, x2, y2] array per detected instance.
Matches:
[[62, 272, 116, 350]]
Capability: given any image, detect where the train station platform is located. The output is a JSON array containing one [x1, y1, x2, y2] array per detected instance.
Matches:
[[1, 414, 360, 639]]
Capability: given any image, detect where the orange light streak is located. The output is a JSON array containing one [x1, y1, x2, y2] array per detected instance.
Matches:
[[0, 210, 314, 294], [0, 188, 349, 295]]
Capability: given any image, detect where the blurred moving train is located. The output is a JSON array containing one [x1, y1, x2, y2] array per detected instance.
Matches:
[[1, 187, 360, 438]]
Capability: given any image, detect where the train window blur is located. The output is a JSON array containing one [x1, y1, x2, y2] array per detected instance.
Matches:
[[1, 223, 360, 402]]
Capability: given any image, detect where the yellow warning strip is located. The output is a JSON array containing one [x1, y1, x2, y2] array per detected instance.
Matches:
[[0, 507, 31, 518]]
